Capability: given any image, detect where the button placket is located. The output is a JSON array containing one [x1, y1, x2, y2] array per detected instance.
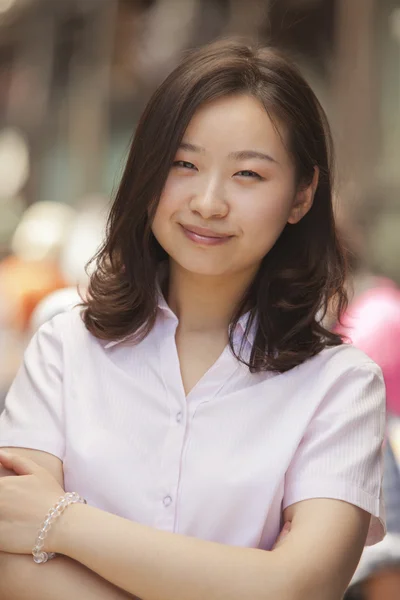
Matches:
[[187, 345, 241, 409], [154, 318, 186, 531]]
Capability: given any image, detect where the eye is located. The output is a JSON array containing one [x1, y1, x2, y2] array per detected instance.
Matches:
[[235, 170, 263, 180], [172, 160, 197, 170]]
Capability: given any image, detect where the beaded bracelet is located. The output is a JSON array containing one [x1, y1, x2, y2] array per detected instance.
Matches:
[[32, 491, 87, 564]]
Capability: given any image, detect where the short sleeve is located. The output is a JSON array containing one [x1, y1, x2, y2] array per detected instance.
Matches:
[[0, 317, 65, 460], [283, 362, 386, 547]]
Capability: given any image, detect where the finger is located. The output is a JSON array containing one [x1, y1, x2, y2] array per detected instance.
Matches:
[[271, 521, 291, 550], [0, 451, 42, 476]]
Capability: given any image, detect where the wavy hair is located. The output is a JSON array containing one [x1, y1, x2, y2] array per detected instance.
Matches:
[[82, 39, 348, 373]]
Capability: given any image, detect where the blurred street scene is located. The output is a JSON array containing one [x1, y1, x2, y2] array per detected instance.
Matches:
[[0, 1, 399, 598]]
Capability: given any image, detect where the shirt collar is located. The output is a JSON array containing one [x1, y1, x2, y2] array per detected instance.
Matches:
[[105, 267, 257, 349], [105, 303, 256, 350], [237, 310, 257, 345], [104, 284, 173, 349]]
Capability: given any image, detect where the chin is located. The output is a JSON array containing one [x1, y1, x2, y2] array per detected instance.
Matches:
[[172, 255, 236, 278]]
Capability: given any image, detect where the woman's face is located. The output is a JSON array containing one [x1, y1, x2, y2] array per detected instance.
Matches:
[[151, 94, 315, 278]]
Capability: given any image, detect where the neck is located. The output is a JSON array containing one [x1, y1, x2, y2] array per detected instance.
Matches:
[[165, 261, 257, 334]]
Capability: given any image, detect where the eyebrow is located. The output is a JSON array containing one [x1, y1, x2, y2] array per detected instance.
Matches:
[[178, 142, 278, 164]]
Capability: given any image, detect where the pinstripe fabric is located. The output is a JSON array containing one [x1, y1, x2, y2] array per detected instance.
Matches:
[[0, 302, 386, 549], [348, 429, 400, 587]]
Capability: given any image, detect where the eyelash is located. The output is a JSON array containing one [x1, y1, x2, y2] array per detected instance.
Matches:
[[172, 161, 264, 180], [173, 161, 196, 171], [237, 170, 263, 180]]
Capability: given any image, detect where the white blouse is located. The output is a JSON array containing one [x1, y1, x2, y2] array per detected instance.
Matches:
[[0, 295, 386, 549]]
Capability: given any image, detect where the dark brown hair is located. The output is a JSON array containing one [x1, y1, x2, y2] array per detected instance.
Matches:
[[82, 38, 348, 373]]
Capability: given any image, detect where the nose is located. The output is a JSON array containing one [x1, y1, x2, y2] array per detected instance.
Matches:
[[189, 177, 228, 219]]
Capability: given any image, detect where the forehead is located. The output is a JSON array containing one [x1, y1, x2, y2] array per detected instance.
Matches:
[[182, 94, 289, 161]]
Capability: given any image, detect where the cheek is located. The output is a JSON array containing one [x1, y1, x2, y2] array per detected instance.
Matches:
[[238, 191, 293, 252], [151, 183, 183, 246], [153, 178, 185, 221], [242, 193, 292, 231]]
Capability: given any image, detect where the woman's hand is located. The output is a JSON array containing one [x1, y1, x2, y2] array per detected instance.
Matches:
[[0, 450, 65, 555], [271, 520, 291, 550]]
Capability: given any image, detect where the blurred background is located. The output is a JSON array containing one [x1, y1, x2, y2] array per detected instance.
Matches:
[[0, 1, 399, 597]]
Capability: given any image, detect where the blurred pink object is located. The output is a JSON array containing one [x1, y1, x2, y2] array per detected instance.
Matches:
[[335, 277, 400, 415]]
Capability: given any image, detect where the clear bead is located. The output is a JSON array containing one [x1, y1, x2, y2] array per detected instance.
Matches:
[[32, 493, 87, 565], [33, 552, 47, 564]]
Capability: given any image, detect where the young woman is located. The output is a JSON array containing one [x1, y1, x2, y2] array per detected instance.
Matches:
[[0, 39, 386, 600]]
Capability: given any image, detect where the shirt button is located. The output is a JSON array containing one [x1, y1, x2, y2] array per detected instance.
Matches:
[[163, 495, 173, 507], [176, 411, 182, 423]]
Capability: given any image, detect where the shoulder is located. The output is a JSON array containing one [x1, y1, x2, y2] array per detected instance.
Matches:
[[284, 343, 385, 413], [303, 342, 383, 380], [38, 305, 84, 337], [35, 306, 102, 354]]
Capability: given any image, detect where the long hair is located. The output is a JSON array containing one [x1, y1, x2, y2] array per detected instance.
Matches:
[[82, 39, 348, 373]]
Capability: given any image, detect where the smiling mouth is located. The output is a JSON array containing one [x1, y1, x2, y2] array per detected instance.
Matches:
[[180, 224, 233, 238], [179, 224, 234, 245]]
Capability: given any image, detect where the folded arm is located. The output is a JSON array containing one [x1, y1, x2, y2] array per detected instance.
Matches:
[[53, 496, 371, 600], [0, 449, 138, 600], [0, 551, 137, 600], [0, 448, 372, 600]]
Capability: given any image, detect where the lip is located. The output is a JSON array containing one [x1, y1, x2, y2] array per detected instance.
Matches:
[[179, 224, 234, 246], [180, 224, 233, 238]]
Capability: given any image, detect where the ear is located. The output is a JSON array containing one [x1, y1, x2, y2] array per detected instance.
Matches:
[[287, 166, 319, 225]]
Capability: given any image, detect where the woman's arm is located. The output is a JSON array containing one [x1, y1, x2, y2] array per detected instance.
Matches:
[[0, 449, 138, 600], [0, 552, 138, 600], [51, 497, 371, 600]]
